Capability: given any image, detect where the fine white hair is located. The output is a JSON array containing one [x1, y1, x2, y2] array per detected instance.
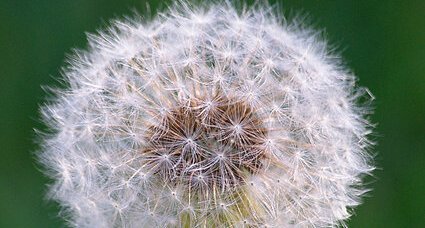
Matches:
[[38, 1, 374, 227]]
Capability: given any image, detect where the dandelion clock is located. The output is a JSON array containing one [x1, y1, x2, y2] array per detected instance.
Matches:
[[38, 1, 374, 227]]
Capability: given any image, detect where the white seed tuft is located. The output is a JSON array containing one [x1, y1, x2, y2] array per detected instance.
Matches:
[[38, 1, 374, 227]]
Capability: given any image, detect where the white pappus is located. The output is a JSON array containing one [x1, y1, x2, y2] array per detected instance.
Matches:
[[38, 1, 374, 227]]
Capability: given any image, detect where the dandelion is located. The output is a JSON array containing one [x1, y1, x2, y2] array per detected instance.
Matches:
[[38, 1, 374, 227]]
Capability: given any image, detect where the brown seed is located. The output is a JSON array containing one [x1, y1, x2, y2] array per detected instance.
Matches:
[[142, 94, 268, 194]]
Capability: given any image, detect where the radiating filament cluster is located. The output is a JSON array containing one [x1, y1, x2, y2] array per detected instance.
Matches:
[[143, 94, 268, 194]]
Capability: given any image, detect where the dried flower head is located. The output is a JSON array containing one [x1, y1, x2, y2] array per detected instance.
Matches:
[[38, 1, 374, 227]]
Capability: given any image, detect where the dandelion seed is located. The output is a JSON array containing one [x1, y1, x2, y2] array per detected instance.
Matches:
[[38, 1, 374, 227]]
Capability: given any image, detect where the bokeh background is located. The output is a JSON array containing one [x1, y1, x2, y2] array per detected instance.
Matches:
[[1, 0, 424, 227]]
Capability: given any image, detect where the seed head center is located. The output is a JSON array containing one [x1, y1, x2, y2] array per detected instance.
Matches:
[[143, 95, 268, 193]]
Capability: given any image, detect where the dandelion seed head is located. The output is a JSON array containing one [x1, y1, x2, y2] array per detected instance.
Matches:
[[38, 1, 374, 227]]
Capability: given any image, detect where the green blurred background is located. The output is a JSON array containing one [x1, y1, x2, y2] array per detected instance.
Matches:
[[0, 0, 424, 227]]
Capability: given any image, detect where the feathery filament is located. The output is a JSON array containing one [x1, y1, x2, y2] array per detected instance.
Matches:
[[38, 2, 374, 227]]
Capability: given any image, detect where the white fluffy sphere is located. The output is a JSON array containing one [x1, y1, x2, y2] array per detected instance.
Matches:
[[39, 2, 374, 227]]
